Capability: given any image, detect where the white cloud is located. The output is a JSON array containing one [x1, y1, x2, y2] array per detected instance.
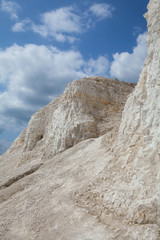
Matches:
[[89, 3, 115, 20], [42, 7, 82, 33], [110, 32, 147, 82], [0, 44, 109, 125], [84, 56, 109, 76], [11, 4, 115, 43], [31, 7, 82, 43], [0, 43, 109, 153], [0, 0, 20, 20], [12, 18, 32, 32]]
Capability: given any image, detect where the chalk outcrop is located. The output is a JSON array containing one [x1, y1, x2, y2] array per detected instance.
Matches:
[[0, 77, 135, 240], [8, 77, 134, 163], [0, 0, 160, 239], [74, 0, 160, 238]]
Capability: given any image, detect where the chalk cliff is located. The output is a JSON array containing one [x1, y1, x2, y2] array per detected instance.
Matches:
[[0, 76, 135, 240], [0, 0, 159, 239], [4, 77, 134, 165]]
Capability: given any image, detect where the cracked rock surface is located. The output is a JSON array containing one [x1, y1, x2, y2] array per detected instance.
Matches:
[[0, 0, 160, 239]]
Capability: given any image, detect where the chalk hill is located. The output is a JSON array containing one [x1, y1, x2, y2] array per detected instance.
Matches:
[[0, 0, 159, 239]]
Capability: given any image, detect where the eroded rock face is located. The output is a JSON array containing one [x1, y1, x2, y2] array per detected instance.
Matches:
[[8, 76, 134, 163], [116, 0, 160, 224], [117, 0, 160, 153], [73, 0, 160, 238], [0, 77, 135, 239], [0, 0, 159, 239], [115, 0, 160, 218]]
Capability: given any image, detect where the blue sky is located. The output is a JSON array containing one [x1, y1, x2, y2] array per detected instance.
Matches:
[[0, 0, 148, 155]]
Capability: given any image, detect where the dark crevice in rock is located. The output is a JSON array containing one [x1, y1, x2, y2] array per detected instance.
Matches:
[[0, 163, 43, 190]]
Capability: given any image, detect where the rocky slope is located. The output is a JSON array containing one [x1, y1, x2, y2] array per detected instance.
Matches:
[[76, 0, 160, 238], [4, 76, 134, 165], [0, 0, 160, 239], [0, 78, 135, 240]]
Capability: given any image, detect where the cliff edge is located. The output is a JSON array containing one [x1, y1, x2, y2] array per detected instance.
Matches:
[[0, 0, 159, 239]]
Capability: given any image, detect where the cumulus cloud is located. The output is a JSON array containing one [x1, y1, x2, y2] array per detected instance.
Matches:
[[0, 0, 20, 20], [29, 7, 82, 43], [40, 7, 81, 33], [0, 44, 82, 123], [0, 44, 109, 126], [0, 44, 109, 152], [11, 6, 83, 43], [12, 18, 32, 32], [89, 3, 115, 20], [84, 56, 109, 76], [110, 32, 147, 82], [11, 4, 115, 43]]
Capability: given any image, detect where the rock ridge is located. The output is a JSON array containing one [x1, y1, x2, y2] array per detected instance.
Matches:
[[7, 76, 135, 164], [0, 0, 160, 239]]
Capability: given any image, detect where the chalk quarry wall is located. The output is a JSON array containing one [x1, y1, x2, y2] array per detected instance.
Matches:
[[0, 0, 159, 239], [7, 77, 134, 164]]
